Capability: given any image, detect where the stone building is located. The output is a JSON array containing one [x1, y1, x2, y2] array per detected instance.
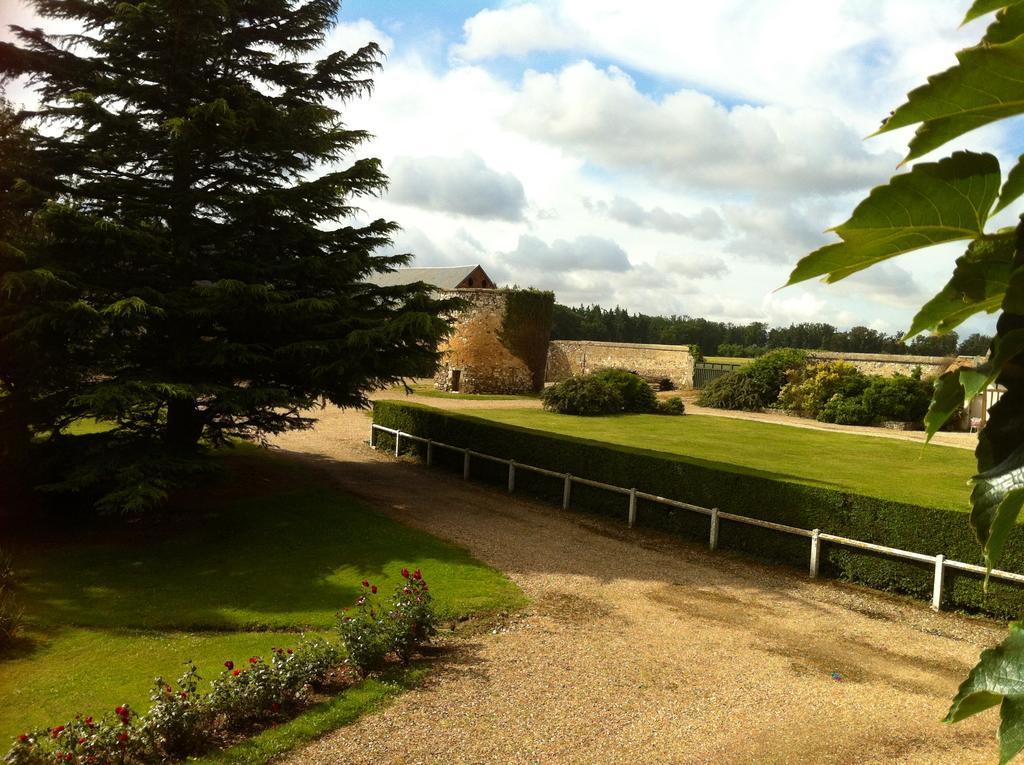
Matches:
[[367, 265, 554, 395], [546, 339, 696, 389]]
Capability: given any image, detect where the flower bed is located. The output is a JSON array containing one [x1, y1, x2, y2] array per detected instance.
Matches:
[[4, 570, 436, 765]]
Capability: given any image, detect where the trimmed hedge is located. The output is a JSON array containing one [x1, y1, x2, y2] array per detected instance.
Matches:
[[373, 400, 1024, 617]]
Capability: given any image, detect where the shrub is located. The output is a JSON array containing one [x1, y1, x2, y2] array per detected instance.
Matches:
[[374, 399, 1024, 618], [337, 572, 437, 672], [687, 344, 704, 363], [697, 349, 807, 411], [336, 582, 393, 676], [861, 373, 932, 423], [541, 376, 623, 416], [818, 394, 873, 425], [389, 569, 436, 664], [778, 361, 869, 418], [144, 663, 212, 758], [590, 369, 657, 412], [542, 369, 655, 416], [657, 378, 675, 392], [655, 397, 685, 416]]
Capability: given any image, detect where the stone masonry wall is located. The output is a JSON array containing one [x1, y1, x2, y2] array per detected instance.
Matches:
[[805, 351, 982, 378], [435, 289, 553, 394], [546, 340, 695, 389]]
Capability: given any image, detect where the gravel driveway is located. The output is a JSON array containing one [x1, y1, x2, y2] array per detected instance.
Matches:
[[271, 404, 1002, 765]]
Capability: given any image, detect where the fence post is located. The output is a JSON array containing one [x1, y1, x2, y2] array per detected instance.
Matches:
[[809, 529, 821, 578], [426, 440, 433, 466], [709, 507, 719, 551], [508, 460, 516, 493], [563, 474, 572, 509], [369, 424, 377, 449], [628, 488, 637, 528], [932, 555, 945, 611], [394, 431, 401, 457], [463, 450, 471, 480]]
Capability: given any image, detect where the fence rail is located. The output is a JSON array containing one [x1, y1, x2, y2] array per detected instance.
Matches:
[[369, 423, 1024, 611], [693, 361, 743, 389]]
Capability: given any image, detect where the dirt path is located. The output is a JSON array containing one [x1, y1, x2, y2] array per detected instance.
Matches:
[[272, 405, 1002, 765]]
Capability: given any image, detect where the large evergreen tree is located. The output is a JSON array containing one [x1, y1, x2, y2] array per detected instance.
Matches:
[[0, 1, 452, 511]]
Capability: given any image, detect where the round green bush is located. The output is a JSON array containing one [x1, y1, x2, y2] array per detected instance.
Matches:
[[697, 349, 808, 411], [656, 396, 685, 416], [542, 369, 656, 416]]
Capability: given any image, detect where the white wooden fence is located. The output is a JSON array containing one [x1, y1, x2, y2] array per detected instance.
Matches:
[[370, 423, 1024, 612]]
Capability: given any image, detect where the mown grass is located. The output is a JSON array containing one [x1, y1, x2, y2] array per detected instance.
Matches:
[[462, 408, 975, 512], [1, 449, 524, 745]]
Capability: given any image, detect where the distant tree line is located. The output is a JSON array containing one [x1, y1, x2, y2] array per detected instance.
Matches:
[[550, 304, 993, 358]]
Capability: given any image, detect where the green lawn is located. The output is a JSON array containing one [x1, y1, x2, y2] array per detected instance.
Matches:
[[462, 408, 975, 512], [703, 356, 751, 365], [1, 450, 524, 745]]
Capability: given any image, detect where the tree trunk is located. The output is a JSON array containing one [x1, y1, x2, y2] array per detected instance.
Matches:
[[165, 398, 203, 450]]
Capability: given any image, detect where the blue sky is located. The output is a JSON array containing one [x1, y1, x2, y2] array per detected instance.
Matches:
[[4, 0, 1014, 339]]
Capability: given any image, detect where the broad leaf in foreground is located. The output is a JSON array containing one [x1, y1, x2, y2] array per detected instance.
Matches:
[[877, 36, 1024, 161], [906, 233, 1015, 339], [997, 157, 1024, 214], [965, 0, 1024, 24], [971, 444, 1024, 572], [787, 151, 1000, 286], [946, 620, 1024, 765]]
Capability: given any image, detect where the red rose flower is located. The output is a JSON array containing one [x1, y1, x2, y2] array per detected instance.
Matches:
[[287, 648, 293, 654], [85, 716, 94, 727], [180, 691, 188, 700], [65, 754, 73, 763], [412, 569, 422, 580], [118, 732, 129, 743], [114, 706, 126, 716], [51, 725, 65, 737], [370, 585, 378, 594], [401, 568, 409, 579], [249, 656, 259, 664], [17, 734, 27, 743], [79, 737, 87, 744], [224, 660, 234, 670], [232, 669, 241, 676], [361, 579, 369, 588], [271, 703, 281, 713]]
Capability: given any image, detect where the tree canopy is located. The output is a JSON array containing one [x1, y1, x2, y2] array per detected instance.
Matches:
[[0, 0, 453, 512]]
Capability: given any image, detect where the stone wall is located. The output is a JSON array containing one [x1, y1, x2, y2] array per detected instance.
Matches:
[[546, 340, 695, 389], [435, 288, 554, 394], [805, 350, 982, 378]]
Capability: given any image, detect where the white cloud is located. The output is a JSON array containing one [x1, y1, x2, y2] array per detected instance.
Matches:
[[386, 153, 527, 221], [505, 62, 900, 195], [502, 234, 632, 273], [587, 196, 724, 239]]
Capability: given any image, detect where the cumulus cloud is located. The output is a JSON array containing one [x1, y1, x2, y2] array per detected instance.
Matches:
[[587, 196, 725, 239], [505, 62, 899, 196], [662, 254, 729, 279], [502, 234, 632, 273], [722, 203, 833, 265], [386, 154, 527, 221]]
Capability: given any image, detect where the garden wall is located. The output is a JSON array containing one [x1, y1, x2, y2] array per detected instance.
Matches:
[[373, 400, 1024, 617], [805, 350, 981, 378], [546, 340, 695, 389], [435, 288, 554, 394]]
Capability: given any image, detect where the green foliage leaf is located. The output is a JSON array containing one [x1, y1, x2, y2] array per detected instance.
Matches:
[[925, 369, 967, 438], [907, 233, 1015, 338], [787, 152, 1000, 286], [983, 5, 1024, 44], [997, 156, 1024, 214], [1004, 265, 1024, 312], [878, 36, 1024, 160], [964, 0, 1024, 24], [970, 443, 1024, 572], [946, 620, 1024, 765]]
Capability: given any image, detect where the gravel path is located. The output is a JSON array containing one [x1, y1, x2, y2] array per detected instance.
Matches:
[[272, 404, 1002, 765]]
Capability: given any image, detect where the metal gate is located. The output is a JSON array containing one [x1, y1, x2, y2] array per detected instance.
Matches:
[[693, 362, 742, 389]]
